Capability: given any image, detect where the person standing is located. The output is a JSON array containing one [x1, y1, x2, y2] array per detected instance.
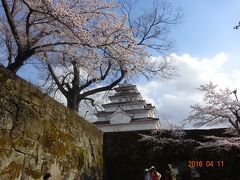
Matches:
[[168, 164, 176, 180], [150, 166, 161, 180], [144, 168, 151, 180]]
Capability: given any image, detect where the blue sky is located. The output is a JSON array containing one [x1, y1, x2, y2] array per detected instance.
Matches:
[[171, 0, 240, 62], [137, 0, 240, 58]]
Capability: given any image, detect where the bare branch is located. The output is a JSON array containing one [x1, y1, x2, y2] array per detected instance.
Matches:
[[79, 68, 126, 100], [47, 63, 68, 97]]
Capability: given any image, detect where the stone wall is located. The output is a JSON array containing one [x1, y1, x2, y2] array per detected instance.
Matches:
[[0, 66, 103, 180]]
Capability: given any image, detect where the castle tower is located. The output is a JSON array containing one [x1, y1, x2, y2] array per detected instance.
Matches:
[[93, 81, 160, 132]]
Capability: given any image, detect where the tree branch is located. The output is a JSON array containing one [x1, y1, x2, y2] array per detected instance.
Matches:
[[79, 68, 126, 100], [1, 0, 21, 48], [47, 63, 68, 97], [83, 97, 95, 106], [78, 61, 112, 92]]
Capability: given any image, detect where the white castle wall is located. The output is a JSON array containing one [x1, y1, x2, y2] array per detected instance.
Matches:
[[96, 121, 160, 132]]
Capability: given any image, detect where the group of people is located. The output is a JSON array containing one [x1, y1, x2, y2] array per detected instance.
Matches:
[[144, 164, 176, 180], [144, 166, 161, 180]]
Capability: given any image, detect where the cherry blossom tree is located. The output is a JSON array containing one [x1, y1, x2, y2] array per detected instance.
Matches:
[[39, 0, 181, 111], [186, 82, 240, 135], [36, 1, 148, 111], [0, 0, 118, 72]]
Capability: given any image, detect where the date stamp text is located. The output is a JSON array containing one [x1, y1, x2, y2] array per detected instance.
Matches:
[[187, 160, 224, 168]]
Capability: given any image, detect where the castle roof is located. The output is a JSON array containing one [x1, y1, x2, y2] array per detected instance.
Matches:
[[102, 100, 146, 108], [109, 92, 141, 99], [114, 85, 137, 92], [96, 107, 156, 117], [92, 117, 159, 125]]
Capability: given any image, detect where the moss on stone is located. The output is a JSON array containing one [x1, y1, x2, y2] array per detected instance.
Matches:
[[0, 161, 21, 179], [25, 167, 42, 179], [72, 146, 86, 169], [50, 142, 68, 158], [59, 131, 74, 142], [0, 136, 9, 148], [12, 138, 35, 149]]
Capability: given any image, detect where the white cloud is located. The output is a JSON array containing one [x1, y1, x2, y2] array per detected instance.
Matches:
[[137, 52, 240, 126]]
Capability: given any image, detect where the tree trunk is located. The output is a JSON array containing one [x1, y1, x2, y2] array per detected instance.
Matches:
[[7, 50, 33, 73], [67, 95, 80, 112], [7, 61, 23, 73]]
